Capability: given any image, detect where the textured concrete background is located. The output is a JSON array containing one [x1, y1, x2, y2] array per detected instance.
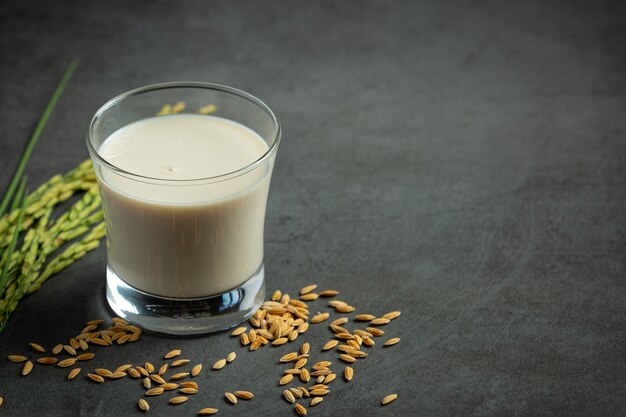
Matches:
[[1, 0, 625, 416]]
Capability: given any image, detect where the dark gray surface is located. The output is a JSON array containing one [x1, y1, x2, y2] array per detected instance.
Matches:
[[1, 0, 625, 416]]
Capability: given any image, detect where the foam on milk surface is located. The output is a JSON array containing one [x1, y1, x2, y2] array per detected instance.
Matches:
[[100, 114, 268, 180]]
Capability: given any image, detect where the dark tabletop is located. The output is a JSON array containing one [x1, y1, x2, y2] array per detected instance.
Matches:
[[1, 1, 625, 416]]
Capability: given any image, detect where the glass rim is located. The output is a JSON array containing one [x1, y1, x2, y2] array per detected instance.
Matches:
[[86, 81, 281, 184]]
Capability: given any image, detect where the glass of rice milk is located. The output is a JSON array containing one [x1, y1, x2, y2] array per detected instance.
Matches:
[[86, 82, 280, 335]]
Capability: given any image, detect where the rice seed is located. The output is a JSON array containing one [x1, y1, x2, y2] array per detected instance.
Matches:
[[283, 388, 296, 403], [324, 373, 337, 384], [301, 342, 310, 355], [226, 352, 236, 363], [290, 299, 308, 309], [234, 391, 254, 400], [291, 387, 303, 398], [336, 344, 353, 353], [118, 331, 135, 341], [165, 349, 181, 359], [331, 317, 348, 326], [344, 366, 354, 381], [197, 408, 219, 415], [231, 327, 247, 336], [300, 368, 310, 382], [109, 371, 127, 379], [29, 343, 45, 353], [161, 383, 179, 391], [353, 328, 372, 337], [295, 358, 308, 369], [383, 311, 401, 320], [180, 381, 198, 389], [89, 338, 108, 347], [145, 362, 155, 373], [295, 403, 307, 415], [335, 305, 355, 313], [70, 338, 81, 349], [322, 340, 338, 351], [112, 317, 129, 325], [22, 361, 33, 376], [78, 340, 88, 351], [298, 322, 309, 333], [311, 369, 331, 378], [170, 372, 190, 380], [319, 290, 338, 297], [138, 398, 149, 412], [169, 396, 189, 405], [143, 377, 151, 389], [272, 290, 282, 301], [347, 350, 368, 358], [95, 368, 112, 377], [310, 313, 329, 324], [309, 389, 330, 396], [384, 337, 401, 346], [128, 368, 141, 378], [240, 333, 250, 346], [151, 374, 166, 385], [191, 364, 203, 377], [249, 339, 262, 351], [366, 327, 385, 336], [145, 388, 164, 396], [354, 314, 376, 321], [171, 359, 190, 367], [335, 333, 354, 340], [269, 337, 286, 346], [117, 364, 132, 373], [8, 355, 27, 363], [225, 392, 237, 404], [313, 360, 332, 368], [37, 357, 58, 365], [331, 324, 349, 334], [310, 397, 323, 406], [137, 366, 149, 377], [81, 324, 98, 333], [100, 333, 113, 345], [86, 319, 104, 326], [156, 364, 167, 376], [362, 337, 375, 347], [279, 374, 293, 385], [347, 339, 361, 349], [382, 393, 398, 405], [280, 352, 298, 363], [339, 354, 356, 363], [300, 284, 317, 295], [288, 330, 299, 341], [212, 359, 227, 370], [87, 373, 104, 383], [300, 293, 318, 301], [63, 345, 77, 356], [52, 344, 63, 355], [180, 387, 199, 395], [67, 368, 81, 380], [299, 387, 310, 397], [0, 397, 3, 407], [58, 358, 77, 368], [370, 318, 390, 326]]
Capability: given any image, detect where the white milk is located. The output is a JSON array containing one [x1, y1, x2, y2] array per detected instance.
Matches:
[[97, 114, 271, 298]]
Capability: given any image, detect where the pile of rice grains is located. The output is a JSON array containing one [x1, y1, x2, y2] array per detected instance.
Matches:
[[3, 284, 401, 415]]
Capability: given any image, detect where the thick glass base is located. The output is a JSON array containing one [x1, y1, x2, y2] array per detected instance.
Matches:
[[106, 264, 265, 335]]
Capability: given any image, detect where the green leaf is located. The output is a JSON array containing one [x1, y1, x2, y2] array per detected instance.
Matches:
[[0, 58, 79, 216]]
